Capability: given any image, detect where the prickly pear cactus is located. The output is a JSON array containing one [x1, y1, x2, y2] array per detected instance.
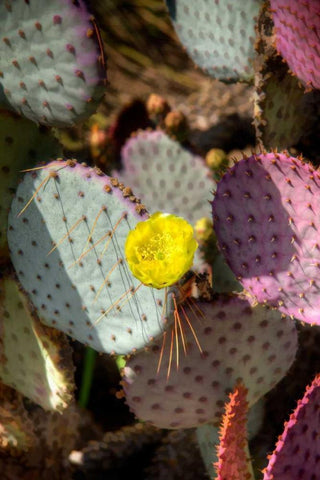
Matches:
[[212, 152, 320, 324], [196, 422, 220, 478], [115, 130, 215, 224], [123, 295, 297, 429], [0, 384, 36, 453], [254, 62, 319, 150], [69, 422, 164, 472], [270, 0, 320, 90], [0, 0, 106, 126], [165, 0, 262, 82], [145, 429, 206, 479], [253, 3, 320, 150], [196, 396, 265, 478], [263, 373, 320, 480], [214, 383, 254, 480], [0, 402, 94, 478], [212, 253, 243, 293], [0, 276, 74, 411], [8, 160, 174, 355], [0, 110, 62, 259]]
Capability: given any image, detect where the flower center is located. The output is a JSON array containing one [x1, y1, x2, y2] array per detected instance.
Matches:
[[125, 211, 198, 289], [137, 232, 175, 262]]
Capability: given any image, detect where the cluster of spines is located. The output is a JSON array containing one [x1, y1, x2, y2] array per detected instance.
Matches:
[[16, 158, 148, 217]]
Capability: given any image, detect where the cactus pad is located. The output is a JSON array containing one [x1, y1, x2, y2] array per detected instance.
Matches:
[[263, 374, 320, 480], [254, 63, 319, 150], [115, 130, 215, 224], [0, 0, 106, 126], [212, 252, 243, 293], [0, 276, 74, 411], [165, 0, 262, 82], [212, 152, 320, 324], [0, 111, 62, 257], [8, 160, 174, 355], [197, 397, 264, 478], [270, 0, 320, 90], [123, 295, 297, 429], [214, 383, 253, 480], [253, 2, 320, 150]]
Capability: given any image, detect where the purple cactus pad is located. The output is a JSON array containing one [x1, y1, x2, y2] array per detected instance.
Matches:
[[123, 295, 297, 429], [270, 0, 320, 90], [263, 374, 320, 480], [212, 152, 320, 325]]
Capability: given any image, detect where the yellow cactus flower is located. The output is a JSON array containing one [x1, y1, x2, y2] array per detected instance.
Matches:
[[125, 212, 198, 289]]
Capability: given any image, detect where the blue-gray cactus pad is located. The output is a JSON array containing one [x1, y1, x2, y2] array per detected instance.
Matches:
[[8, 160, 174, 355], [0, 0, 106, 126], [166, 0, 262, 82]]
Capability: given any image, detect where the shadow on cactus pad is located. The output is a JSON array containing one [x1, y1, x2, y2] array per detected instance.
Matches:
[[212, 152, 320, 325], [8, 160, 175, 355]]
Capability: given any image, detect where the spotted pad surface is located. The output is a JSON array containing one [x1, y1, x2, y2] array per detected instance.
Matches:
[[0, 0, 106, 125], [123, 295, 297, 429], [263, 374, 320, 480], [270, 0, 320, 89], [116, 130, 215, 224], [166, 0, 262, 82], [0, 277, 74, 411], [8, 160, 173, 355], [212, 153, 320, 324]]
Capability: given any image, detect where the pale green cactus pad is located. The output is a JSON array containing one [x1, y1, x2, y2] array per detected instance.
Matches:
[[165, 0, 262, 82], [0, 0, 106, 126], [8, 160, 174, 355], [0, 110, 62, 258], [0, 276, 75, 411]]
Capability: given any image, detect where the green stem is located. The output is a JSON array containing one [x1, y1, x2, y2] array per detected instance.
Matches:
[[78, 346, 97, 409]]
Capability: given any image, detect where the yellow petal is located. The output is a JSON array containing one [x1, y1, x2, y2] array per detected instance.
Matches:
[[125, 212, 198, 289]]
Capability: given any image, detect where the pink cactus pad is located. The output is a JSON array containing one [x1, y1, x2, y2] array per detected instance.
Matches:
[[270, 0, 320, 89], [215, 383, 253, 480], [122, 295, 297, 429], [263, 374, 320, 480], [212, 152, 320, 325]]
